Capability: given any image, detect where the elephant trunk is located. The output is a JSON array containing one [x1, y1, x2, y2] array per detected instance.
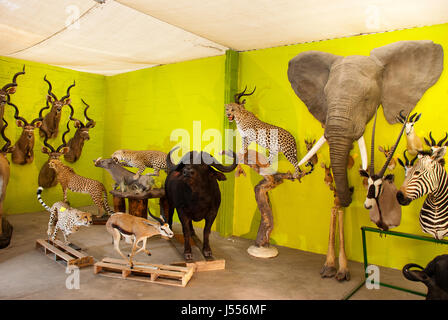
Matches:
[[327, 135, 354, 207]]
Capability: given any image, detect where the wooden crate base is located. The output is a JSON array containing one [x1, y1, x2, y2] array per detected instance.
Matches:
[[169, 233, 226, 272], [94, 257, 194, 287], [171, 259, 225, 272], [35, 239, 94, 268]]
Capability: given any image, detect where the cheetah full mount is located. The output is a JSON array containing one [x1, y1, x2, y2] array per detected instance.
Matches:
[[225, 87, 309, 181], [48, 159, 114, 218], [37, 187, 92, 244], [111, 149, 168, 178]]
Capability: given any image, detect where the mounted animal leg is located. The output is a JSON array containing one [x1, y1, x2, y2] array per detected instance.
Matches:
[[335, 208, 350, 281], [202, 215, 215, 259], [128, 239, 140, 268], [112, 229, 129, 262], [146, 168, 160, 176], [179, 214, 193, 261], [133, 167, 145, 179], [90, 193, 105, 217], [135, 237, 151, 256], [62, 186, 68, 204], [320, 206, 338, 278]]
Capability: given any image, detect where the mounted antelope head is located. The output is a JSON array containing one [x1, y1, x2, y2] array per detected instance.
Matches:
[[64, 99, 96, 163], [0, 66, 25, 132], [359, 109, 408, 231], [0, 119, 14, 236], [398, 112, 423, 156], [321, 162, 334, 191], [305, 139, 318, 166], [7, 101, 45, 165], [39, 76, 75, 139], [37, 120, 70, 188], [378, 145, 397, 171], [398, 150, 418, 177], [424, 132, 448, 165]]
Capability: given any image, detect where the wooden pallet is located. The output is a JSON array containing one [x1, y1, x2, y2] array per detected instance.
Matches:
[[35, 239, 94, 268], [94, 257, 194, 287], [169, 233, 226, 272]]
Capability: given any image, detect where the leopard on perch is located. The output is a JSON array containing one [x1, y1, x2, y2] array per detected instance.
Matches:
[[225, 87, 305, 180], [111, 149, 168, 178]]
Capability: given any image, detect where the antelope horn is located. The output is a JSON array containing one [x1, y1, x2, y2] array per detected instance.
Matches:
[[2, 65, 25, 91], [369, 107, 380, 176], [6, 100, 28, 125], [60, 81, 75, 101], [147, 208, 165, 225], [41, 128, 55, 153], [57, 119, 71, 152], [234, 86, 247, 104], [43, 75, 57, 100], [298, 135, 327, 166], [409, 113, 416, 122], [1, 118, 11, 152], [403, 150, 409, 165], [82, 99, 95, 127], [31, 105, 47, 126], [438, 133, 448, 147], [378, 110, 408, 178], [430, 132, 436, 146]]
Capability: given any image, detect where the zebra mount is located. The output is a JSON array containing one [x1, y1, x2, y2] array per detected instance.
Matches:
[[0, 218, 13, 249], [234, 150, 296, 258]]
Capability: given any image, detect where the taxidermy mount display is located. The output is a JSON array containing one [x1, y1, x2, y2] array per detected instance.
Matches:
[[288, 40, 443, 207], [0, 66, 25, 132]]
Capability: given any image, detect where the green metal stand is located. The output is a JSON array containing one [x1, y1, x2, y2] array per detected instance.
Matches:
[[343, 226, 448, 300]]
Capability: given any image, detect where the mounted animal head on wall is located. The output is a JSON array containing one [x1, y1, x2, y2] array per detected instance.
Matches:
[[288, 40, 444, 207], [39, 76, 75, 139], [225, 86, 256, 122], [378, 145, 397, 171], [63, 99, 95, 163], [359, 109, 408, 231], [397, 150, 418, 177], [7, 100, 45, 165], [37, 120, 70, 188], [424, 132, 448, 165], [398, 112, 423, 156], [0, 66, 25, 131]]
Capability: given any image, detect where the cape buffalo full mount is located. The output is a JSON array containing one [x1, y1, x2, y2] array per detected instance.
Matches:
[[163, 147, 237, 261]]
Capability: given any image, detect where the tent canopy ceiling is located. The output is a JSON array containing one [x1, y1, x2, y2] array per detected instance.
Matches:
[[1, 0, 447, 75]]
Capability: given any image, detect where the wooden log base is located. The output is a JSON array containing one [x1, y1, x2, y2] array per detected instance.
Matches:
[[0, 219, 13, 249], [35, 239, 94, 268], [94, 257, 194, 287], [247, 245, 278, 259]]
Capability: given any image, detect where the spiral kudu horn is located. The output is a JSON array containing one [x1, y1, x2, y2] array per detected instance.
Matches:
[[44, 75, 57, 100], [234, 86, 256, 104], [1, 118, 12, 153], [2, 65, 25, 92], [378, 110, 409, 178], [82, 99, 95, 128], [60, 81, 75, 102]]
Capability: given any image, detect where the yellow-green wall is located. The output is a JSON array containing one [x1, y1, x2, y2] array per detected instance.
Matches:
[[103, 56, 226, 229], [0, 57, 106, 214], [233, 23, 448, 270]]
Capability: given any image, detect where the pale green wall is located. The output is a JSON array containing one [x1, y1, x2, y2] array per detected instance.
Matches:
[[0, 57, 106, 214]]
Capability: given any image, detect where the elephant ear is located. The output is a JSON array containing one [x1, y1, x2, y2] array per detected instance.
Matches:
[[370, 40, 443, 124], [288, 51, 342, 124]]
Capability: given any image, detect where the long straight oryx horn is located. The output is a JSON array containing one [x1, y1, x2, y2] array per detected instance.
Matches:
[[378, 110, 408, 178], [298, 135, 327, 166], [369, 107, 379, 176], [357, 136, 368, 170]]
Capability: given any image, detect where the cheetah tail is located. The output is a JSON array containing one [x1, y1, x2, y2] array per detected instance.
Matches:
[[37, 186, 51, 212], [103, 189, 115, 215]]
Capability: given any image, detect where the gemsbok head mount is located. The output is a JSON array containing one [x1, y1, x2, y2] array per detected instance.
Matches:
[[359, 109, 408, 231], [39, 76, 75, 139], [0, 66, 25, 132], [64, 99, 96, 163], [37, 119, 71, 188], [7, 100, 45, 165]]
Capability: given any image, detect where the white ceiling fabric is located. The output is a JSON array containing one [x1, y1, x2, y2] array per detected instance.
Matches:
[[1, 0, 447, 75]]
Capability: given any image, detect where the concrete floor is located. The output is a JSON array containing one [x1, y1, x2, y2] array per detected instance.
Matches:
[[0, 207, 427, 300]]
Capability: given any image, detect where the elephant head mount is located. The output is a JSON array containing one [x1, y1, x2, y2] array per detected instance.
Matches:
[[288, 40, 444, 207]]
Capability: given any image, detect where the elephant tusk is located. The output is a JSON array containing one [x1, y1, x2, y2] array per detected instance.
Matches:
[[298, 135, 327, 166], [357, 136, 368, 170]]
